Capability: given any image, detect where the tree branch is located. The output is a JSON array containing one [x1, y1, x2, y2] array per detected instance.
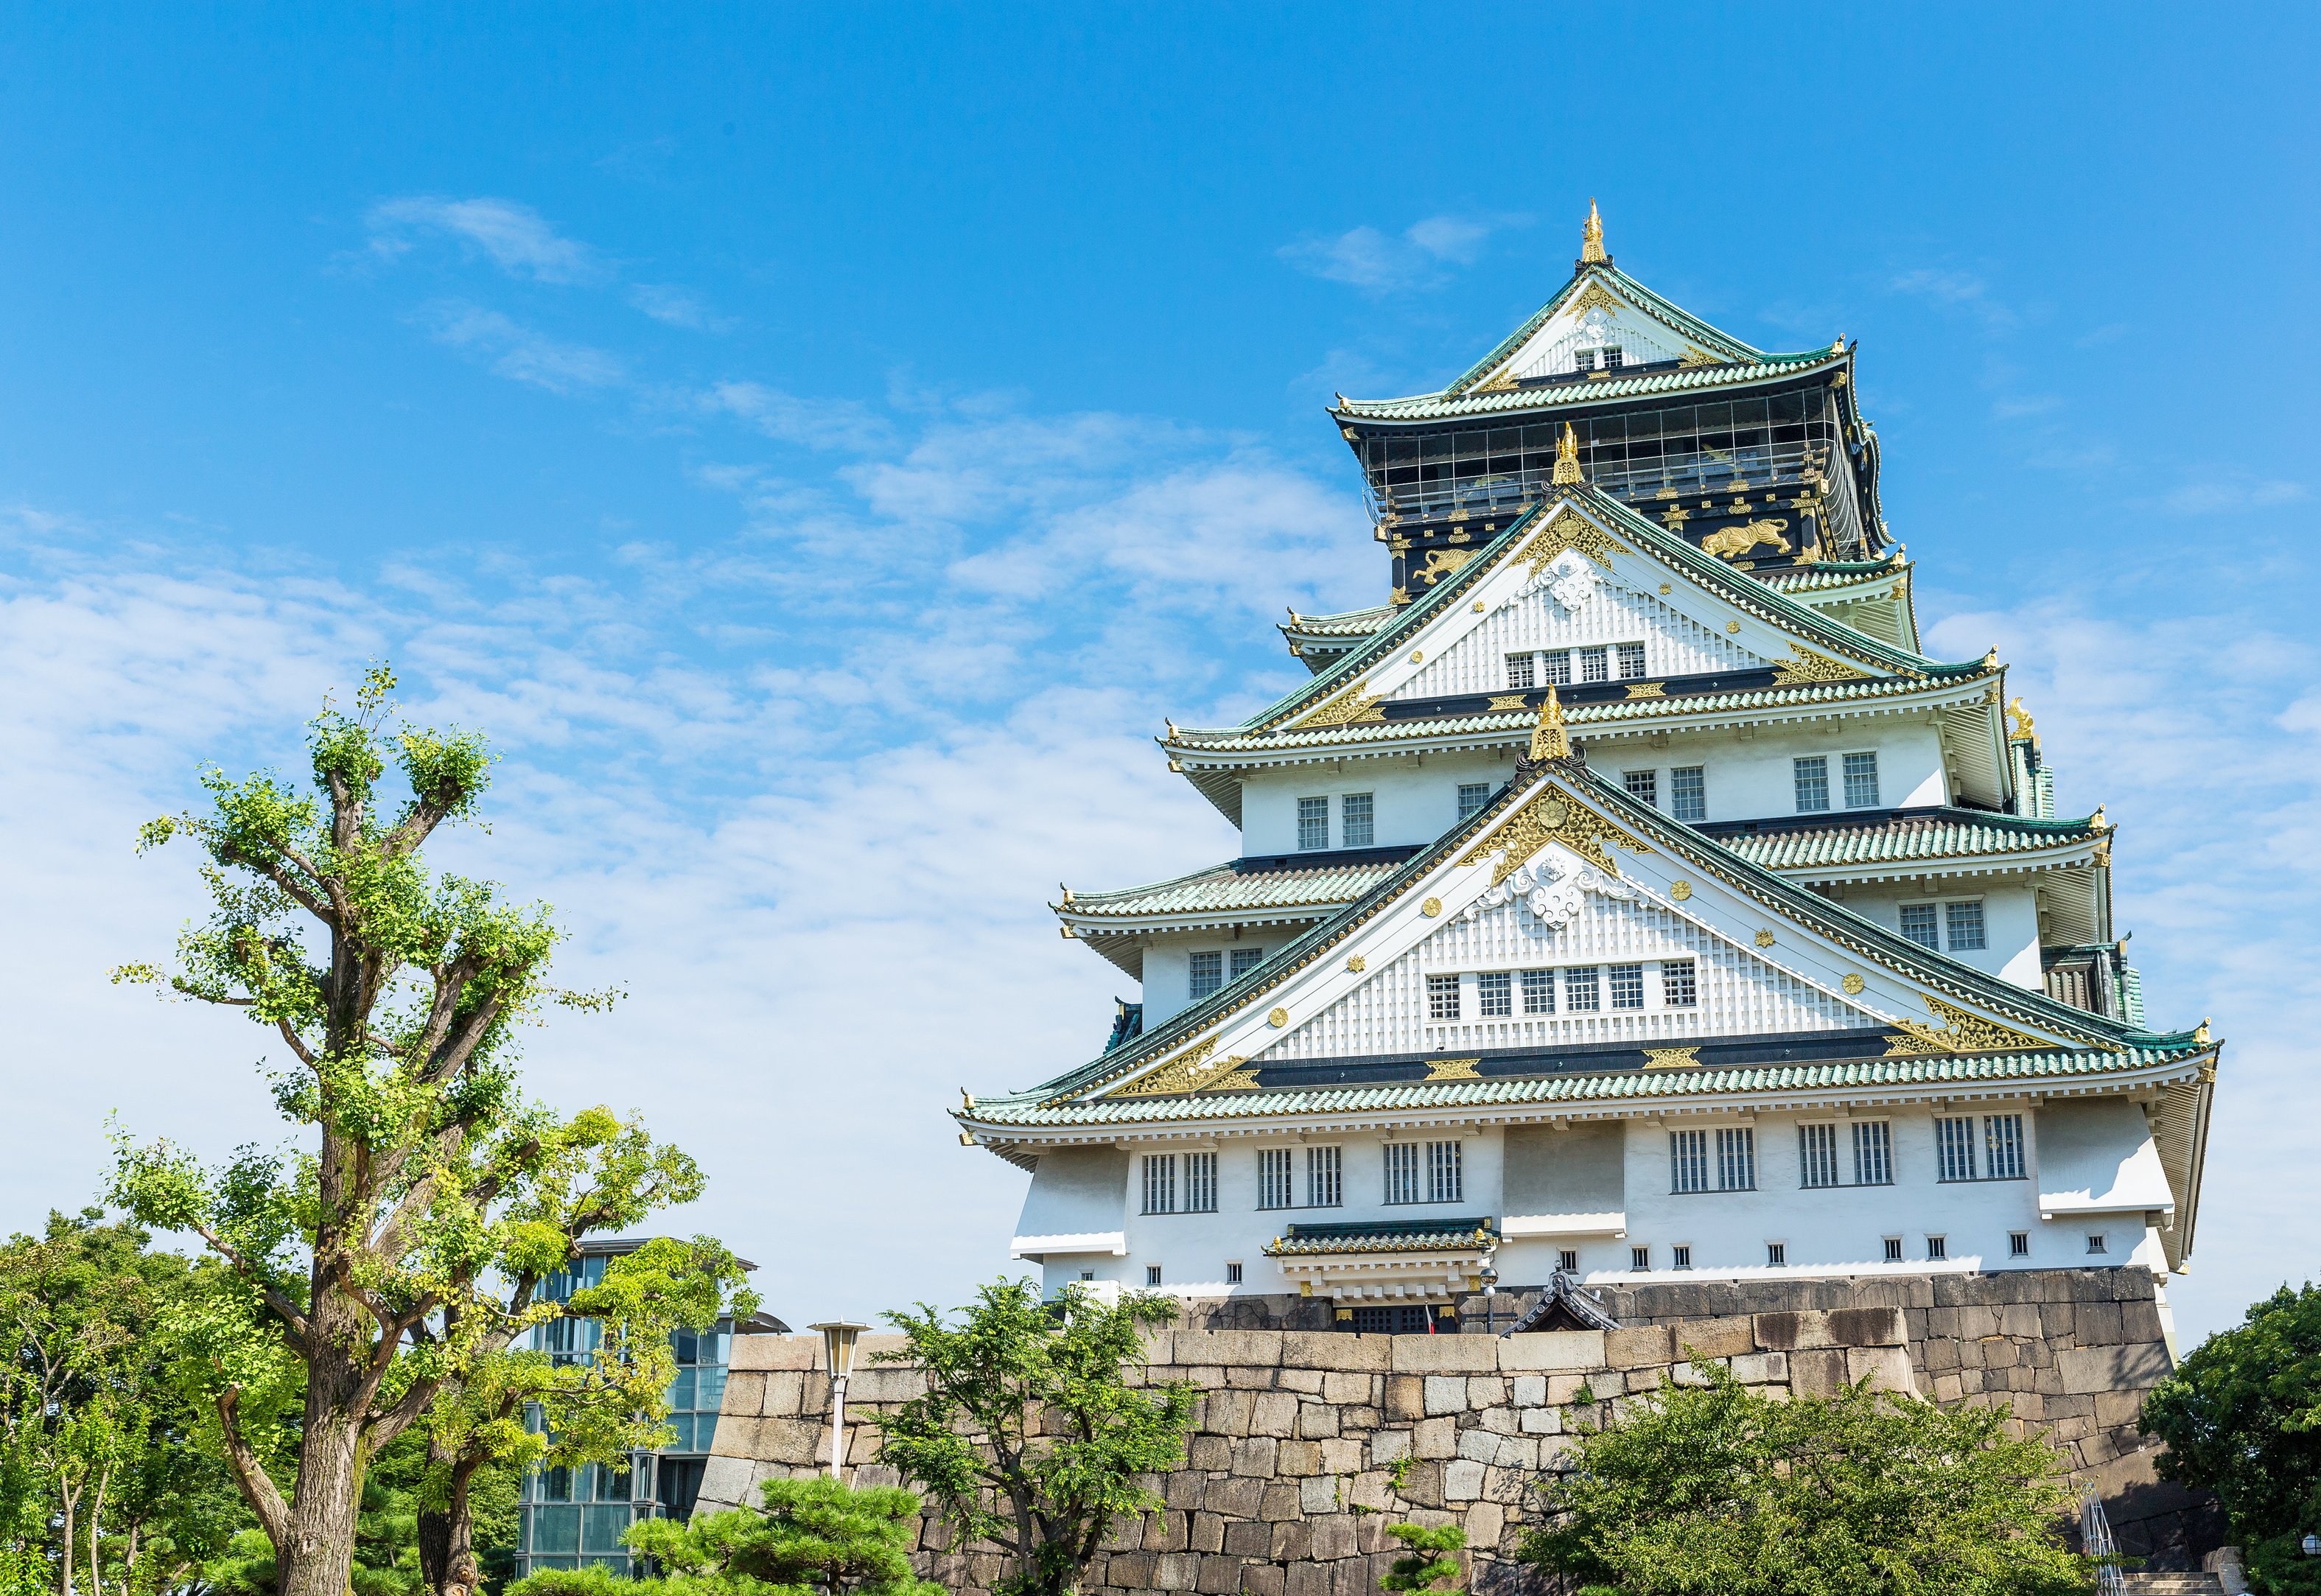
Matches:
[[214, 1386, 291, 1551], [274, 1018, 318, 1067], [186, 1222, 310, 1354]]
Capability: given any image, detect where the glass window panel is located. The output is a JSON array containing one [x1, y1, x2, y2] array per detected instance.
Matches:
[[1228, 946, 1264, 979], [1477, 970, 1512, 1017], [532, 1505, 581, 1554], [582, 1505, 633, 1553], [1670, 766, 1706, 824], [1306, 1145, 1342, 1208], [1793, 757, 1830, 813], [1660, 959, 1696, 1007], [1842, 751, 1880, 808], [1945, 900, 1986, 951], [1900, 904, 1940, 951], [1297, 796, 1329, 851], [1717, 1127, 1757, 1191], [1670, 1130, 1709, 1194], [1341, 793, 1375, 848], [1521, 969, 1555, 1013], [1799, 1124, 1840, 1189], [1608, 963, 1645, 1009], [1565, 967, 1600, 1011], [1258, 1148, 1294, 1210]]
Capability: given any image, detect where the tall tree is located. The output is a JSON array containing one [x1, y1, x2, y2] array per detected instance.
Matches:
[[872, 1281, 1195, 1596], [620, 1475, 942, 1596], [104, 667, 701, 1596]]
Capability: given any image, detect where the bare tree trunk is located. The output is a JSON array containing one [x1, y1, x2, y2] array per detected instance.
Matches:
[[57, 1477, 78, 1596], [87, 1462, 106, 1596], [273, 1290, 373, 1596]]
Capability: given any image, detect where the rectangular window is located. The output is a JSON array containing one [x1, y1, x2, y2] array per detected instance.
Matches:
[[2085, 1233, 2106, 1255], [1228, 946, 1264, 980], [1297, 796, 1329, 851], [1579, 645, 1610, 683], [1558, 1249, 1580, 1273], [1852, 1121, 1894, 1186], [1426, 973, 1462, 1021], [1661, 959, 1697, 1007], [1608, 962, 1645, 1009], [1945, 900, 1987, 951], [1765, 1242, 1786, 1267], [1306, 1146, 1342, 1208], [1670, 766, 1707, 824], [1842, 751, 1880, 808], [1505, 653, 1536, 690], [1427, 1140, 1464, 1203], [1672, 1245, 1693, 1270], [2009, 1232, 2031, 1258], [1670, 1130, 1710, 1194], [1926, 1236, 1947, 1261], [1794, 756, 1831, 813], [1935, 1117, 1978, 1182], [1257, 1149, 1293, 1210], [1631, 1245, 1650, 1271], [1477, 970, 1512, 1017], [1566, 966, 1600, 1012], [1617, 642, 1648, 680], [1457, 783, 1492, 821], [1189, 951, 1224, 1000], [1718, 1127, 1757, 1191], [1383, 1143, 1422, 1205], [1226, 1261, 1243, 1284], [1883, 1236, 1905, 1262], [1141, 1155, 1177, 1215], [1147, 1264, 1163, 1286], [1623, 769, 1659, 808], [1340, 793, 1375, 848], [1184, 1152, 1216, 1213], [1900, 903, 1940, 951], [1984, 1114, 2026, 1180], [1542, 650, 1573, 686], [1521, 968, 1556, 1014], [1799, 1123, 1841, 1189]]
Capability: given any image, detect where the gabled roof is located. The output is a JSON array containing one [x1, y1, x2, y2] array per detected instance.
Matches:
[[1709, 808, 2110, 872]]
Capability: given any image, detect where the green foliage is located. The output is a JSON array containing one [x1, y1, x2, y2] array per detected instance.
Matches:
[[620, 1475, 940, 1596], [872, 1280, 1196, 1596], [1381, 1522, 1466, 1595], [2140, 1284, 2321, 1596], [1521, 1363, 2093, 1596], [501, 1569, 630, 1596]]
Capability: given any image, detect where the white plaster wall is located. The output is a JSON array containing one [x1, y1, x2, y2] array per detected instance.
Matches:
[[1140, 927, 1293, 1029], [1239, 754, 1513, 855], [1837, 882, 2042, 988]]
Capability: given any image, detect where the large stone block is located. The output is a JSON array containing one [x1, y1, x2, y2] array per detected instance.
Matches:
[[1278, 1440, 1321, 1477], [1385, 1375, 1425, 1421], [1497, 1330, 1604, 1371], [1846, 1345, 1919, 1395], [1827, 1306, 1906, 1348], [1204, 1390, 1256, 1437], [1250, 1391, 1301, 1438], [1261, 1482, 1303, 1521], [732, 1334, 818, 1371], [1729, 1351, 1787, 1384], [1606, 1325, 1676, 1368], [1174, 1330, 1288, 1368], [1205, 1474, 1263, 1518], [1195, 1553, 1241, 1595], [1228, 1438, 1278, 1477], [1465, 1376, 1508, 1410], [1443, 1460, 1486, 1501], [2075, 1301, 2124, 1345], [1519, 1406, 1564, 1435], [724, 1371, 767, 1417], [847, 1368, 928, 1403], [1423, 1375, 1468, 1415], [1674, 1316, 1757, 1360], [1412, 1415, 1460, 1459], [1222, 1519, 1271, 1558], [1156, 1551, 1201, 1590], [1283, 1331, 1393, 1371], [1392, 1336, 1499, 1374], [1788, 1347, 1852, 1399], [1320, 1371, 1373, 1404], [1751, 1311, 1835, 1351], [1270, 1520, 1313, 1561], [1188, 1434, 1232, 1471], [1241, 1562, 1286, 1596], [1370, 1429, 1411, 1466], [1278, 1367, 1325, 1395], [1312, 1514, 1360, 1561], [2059, 1343, 2171, 1396], [1318, 1437, 1365, 1474], [1166, 1472, 1205, 1511], [1299, 1474, 1339, 1513]]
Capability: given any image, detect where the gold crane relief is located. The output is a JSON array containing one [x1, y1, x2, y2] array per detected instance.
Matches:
[[1701, 519, 1791, 560]]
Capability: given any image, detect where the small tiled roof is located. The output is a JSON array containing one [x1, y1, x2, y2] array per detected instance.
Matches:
[[1264, 1219, 1499, 1258], [1757, 561, 1909, 595], [1712, 809, 2108, 872], [1337, 351, 1841, 423], [1063, 850, 1419, 922], [1283, 605, 1395, 640]]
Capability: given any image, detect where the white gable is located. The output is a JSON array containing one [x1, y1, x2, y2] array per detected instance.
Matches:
[[1475, 278, 1720, 388]]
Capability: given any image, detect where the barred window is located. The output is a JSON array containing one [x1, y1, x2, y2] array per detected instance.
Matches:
[[2085, 1233, 2106, 1255], [1799, 1123, 1841, 1189], [1558, 1249, 1580, 1273], [1426, 973, 1461, 1021], [1457, 783, 1492, 821], [1185, 1152, 1217, 1213], [1306, 1145, 1342, 1208], [1617, 642, 1648, 680], [1623, 769, 1659, 808], [1147, 1264, 1163, 1286], [1661, 959, 1697, 1007], [1926, 1236, 1947, 1260], [1718, 1127, 1756, 1191], [1189, 951, 1223, 1000], [1565, 966, 1600, 1011], [1984, 1113, 2026, 1180], [1670, 1130, 1710, 1194], [1427, 1140, 1463, 1203], [1883, 1236, 1904, 1262], [1794, 756, 1831, 813], [1670, 766, 1706, 823], [1935, 1116, 1978, 1182], [1852, 1120, 1893, 1186], [1383, 1142, 1422, 1205], [1227, 1261, 1242, 1283], [1765, 1242, 1786, 1266], [1521, 968, 1555, 1013], [1608, 962, 1645, 1009], [1843, 750, 1880, 808], [1477, 970, 1512, 1017], [1672, 1244, 1692, 1270], [1297, 796, 1329, 851], [1505, 653, 1536, 690], [1579, 645, 1610, 683], [1900, 903, 1939, 951], [1257, 1148, 1294, 1210], [2009, 1231, 2031, 1258], [1542, 650, 1573, 686], [1946, 900, 1986, 951], [1141, 1155, 1177, 1214], [1631, 1245, 1650, 1271], [1341, 793, 1374, 848]]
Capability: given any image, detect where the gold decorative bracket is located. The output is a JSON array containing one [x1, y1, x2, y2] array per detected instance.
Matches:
[[1883, 995, 2048, 1058], [1456, 783, 1653, 883]]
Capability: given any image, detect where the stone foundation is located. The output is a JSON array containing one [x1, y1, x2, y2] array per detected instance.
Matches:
[[701, 1268, 2219, 1589]]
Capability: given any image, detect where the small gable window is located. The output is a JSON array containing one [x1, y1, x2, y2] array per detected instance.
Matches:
[[1945, 900, 1986, 951], [1477, 970, 1513, 1017], [1457, 783, 1492, 821], [1228, 946, 1264, 980], [1341, 792, 1375, 848], [1522, 969, 1555, 1013], [1794, 756, 1831, 813], [1297, 795, 1329, 850], [1624, 769, 1659, 808], [1189, 951, 1224, 1000], [1426, 973, 1461, 1021], [1843, 750, 1881, 808], [1506, 653, 1536, 690], [1670, 766, 1707, 824], [1900, 903, 1940, 950], [1541, 650, 1574, 686], [1579, 646, 1611, 684], [1661, 959, 1697, 1007], [1564, 966, 1600, 1012], [1617, 642, 1648, 679], [1608, 963, 1645, 1009]]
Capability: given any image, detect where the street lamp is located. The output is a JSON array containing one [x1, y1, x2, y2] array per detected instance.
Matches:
[[808, 1320, 869, 1480]]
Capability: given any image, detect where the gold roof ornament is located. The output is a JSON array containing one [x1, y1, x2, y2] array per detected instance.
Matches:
[[1580, 197, 1608, 265], [1550, 422, 1584, 485], [2006, 696, 2038, 744], [1529, 684, 1571, 761]]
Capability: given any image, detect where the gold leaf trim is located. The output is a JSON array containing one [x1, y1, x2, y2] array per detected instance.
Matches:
[[1486, 694, 1531, 712], [1842, 973, 1866, 995], [1771, 644, 1875, 685], [1456, 783, 1654, 883], [1425, 1057, 1482, 1081], [1106, 1037, 1260, 1098], [1293, 684, 1389, 729], [1624, 682, 1667, 699], [1514, 504, 1624, 575], [1569, 280, 1623, 317], [1678, 345, 1720, 368], [1883, 995, 2047, 1058], [1642, 1047, 1700, 1071]]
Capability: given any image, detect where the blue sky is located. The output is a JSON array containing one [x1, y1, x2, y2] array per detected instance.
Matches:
[[1, 7, 2314, 1345]]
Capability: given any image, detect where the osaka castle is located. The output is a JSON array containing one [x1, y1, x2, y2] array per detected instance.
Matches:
[[953, 203, 2218, 1332]]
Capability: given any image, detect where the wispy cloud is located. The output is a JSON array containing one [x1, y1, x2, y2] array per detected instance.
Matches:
[[706, 381, 896, 453], [1278, 214, 1509, 292], [629, 283, 734, 332], [2157, 478, 2306, 514], [367, 196, 605, 284], [1891, 266, 2017, 329], [417, 302, 625, 393]]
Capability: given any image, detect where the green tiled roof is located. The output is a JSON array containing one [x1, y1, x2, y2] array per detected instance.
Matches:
[[1757, 561, 1909, 594], [1264, 1219, 1499, 1258], [1337, 351, 1841, 423], [1063, 855, 1412, 921], [1283, 605, 1394, 640], [1717, 810, 2109, 872], [965, 1046, 2205, 1129], [1443, 265, 1765, 396]]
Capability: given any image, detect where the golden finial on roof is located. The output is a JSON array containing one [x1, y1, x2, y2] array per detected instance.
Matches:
[[1529, 685, 1571, 762], [1550, 422, 1584, 486], [1982, 646, 2000, 669], [2006, 696, 2038, 744], [960, 1088, 976, 1112], [1580, 197, 1607, 265], [2194, 1018, 2211, 1046], [2092, 805, 2110, 832]]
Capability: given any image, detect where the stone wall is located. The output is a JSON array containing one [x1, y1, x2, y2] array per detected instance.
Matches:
[[699, 1268, 2219, 1592]]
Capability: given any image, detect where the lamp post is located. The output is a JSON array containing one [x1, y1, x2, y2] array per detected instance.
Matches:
[[808, 1320, 869, 1480], [1479, 1264, 1499, 1336]]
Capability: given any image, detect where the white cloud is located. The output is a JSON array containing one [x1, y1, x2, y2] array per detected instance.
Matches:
[[418, 303, 626, 394], [1279, 214, 1508, 292], [629, 283, 734, 332], [2158, 478, 2306, 514], [1891, 266, 2017, 329], [707, 382, 896, 453], [368, 196, 605, 284]]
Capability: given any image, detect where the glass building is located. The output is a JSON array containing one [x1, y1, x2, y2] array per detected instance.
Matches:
[[514, 1239, 784, 1578]]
